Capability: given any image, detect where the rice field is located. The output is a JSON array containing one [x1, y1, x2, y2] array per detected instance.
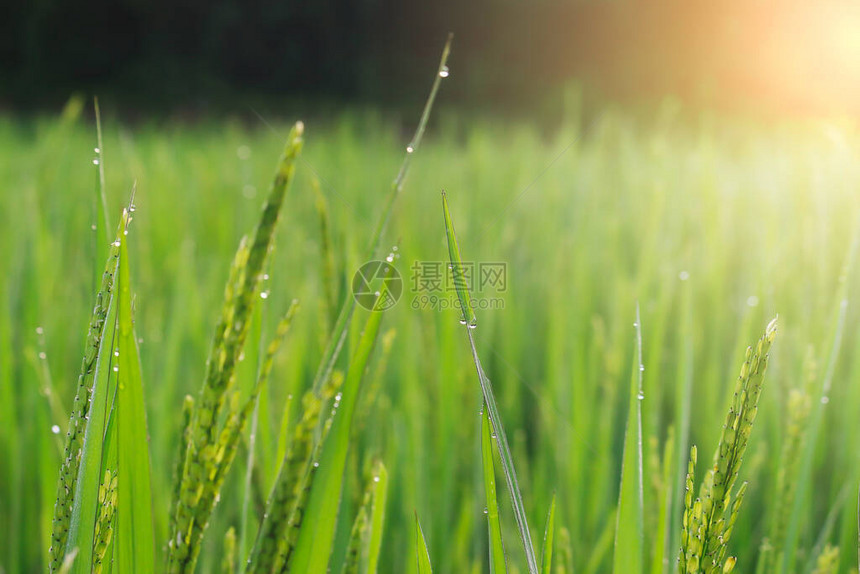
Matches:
[[1, 86, 860, 573]]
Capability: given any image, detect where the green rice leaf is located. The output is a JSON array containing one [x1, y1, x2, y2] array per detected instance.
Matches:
[[364, 460, 388, 574], [441, 191, 539, 574], [415, 514, 433, 574], [93, 98, 111, 289], [287, 281, 390, 573], [441, 191, 476, 328], [115, 211, 155, 573], [309, 35, 452, 397], [481, 405, 507, 574], [613, 305, 644, 574], [540, 494, 556, 574]]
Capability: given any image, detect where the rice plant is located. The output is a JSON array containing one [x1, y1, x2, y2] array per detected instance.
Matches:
[[4, 32, 860, 574], [679, 318, 778, 574]]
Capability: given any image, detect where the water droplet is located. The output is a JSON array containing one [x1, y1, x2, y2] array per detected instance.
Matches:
[[392, 246, 398, 252], [639, 365, 645, 372], [114, 350, 119, 357], [129, 204, 136, 213], [263, 273, 269, 280], [491, 432, 497, 439], [459, 319, 467, 325], [39, 351, 47, 360], [679, 270, 690, 281], [112, 240, 121, 247], [746, 295, 759, 307], [313, 462, 320, 468], [633, 322, 639, 328], [93, 158, 100, 165], [94, 147, 100, 154], [637, 391, 645, 400], [51, 424, 61, 434], [35, 327, 44, 335], [113, 365, 119, 372], [260, 291, 269, 299], [821, 396, 830, 404], [123, 230, 128, 236], [373, 476, 380, 483], [91, 224, 97, 231], [386, 254, 394, 263], [439, 66, 450, 78], [468, 322, 477, 330], [406, 145, 414, 154], [483, 507, 488, 515], [374, 291, 380, 297]]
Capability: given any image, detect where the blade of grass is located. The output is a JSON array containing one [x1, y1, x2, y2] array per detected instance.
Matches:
[[441, 191, 476, 328], [481, 405, 507, 574], [288, 279, 391, 573], [364, 460, 388, 574], [416, 514, 433, 574], [441, 191, 539, 574], [540, 494, 556, 574], [612, 304, 644, 574], [93, 98, 111, 292], [115, 210, 155, 573], [309, 34, 452, 397]]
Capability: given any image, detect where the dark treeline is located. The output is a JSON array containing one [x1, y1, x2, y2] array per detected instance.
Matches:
[[2, 0, 857, 115]]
